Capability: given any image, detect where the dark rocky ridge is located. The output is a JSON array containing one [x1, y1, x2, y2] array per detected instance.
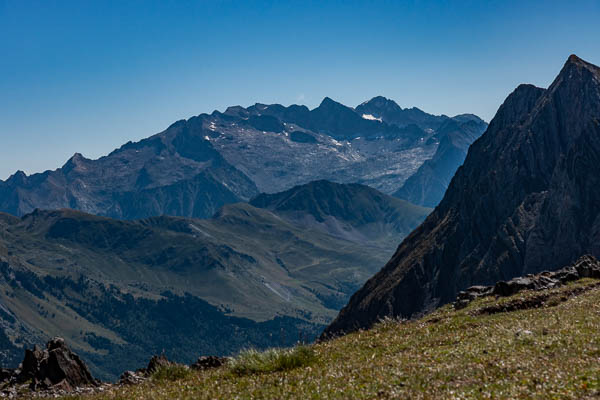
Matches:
[[323, 55, 600, 337]]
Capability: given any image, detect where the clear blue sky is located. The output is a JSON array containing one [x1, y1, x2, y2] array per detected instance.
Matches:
[[1, 0, 599, 180]]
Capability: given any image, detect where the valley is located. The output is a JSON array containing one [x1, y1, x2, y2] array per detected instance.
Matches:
[[0, 181, 430, 380]]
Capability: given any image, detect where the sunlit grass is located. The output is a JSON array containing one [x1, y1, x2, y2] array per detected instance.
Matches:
[[60, 279, 600, 399], [151, 364, 193, 382], [228, 346, 316, 376]]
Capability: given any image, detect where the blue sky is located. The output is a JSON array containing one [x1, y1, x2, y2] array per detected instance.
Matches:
[[1, 0, 599, 180]]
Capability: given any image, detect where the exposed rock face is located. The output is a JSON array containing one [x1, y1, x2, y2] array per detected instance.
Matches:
[[454, 255, 600, 308], [323, 55, 600, 337], [0, 97, 485, 218], [0, 118, 258, 219], [394, 117, 488, 207]]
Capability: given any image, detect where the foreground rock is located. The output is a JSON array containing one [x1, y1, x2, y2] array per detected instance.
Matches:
[[190, 355, 229, 370], [1, 345, 232, 397], [117, 353, 228, 386], [17, 338, 98, 390], [454, 255, 600, 308], [117, 354, 173, 386], [0, 337, 100, 397]]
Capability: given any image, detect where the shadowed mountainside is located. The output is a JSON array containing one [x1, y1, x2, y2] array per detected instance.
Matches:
[[393, 117, 488, 207], [324, 55, 600, 337]]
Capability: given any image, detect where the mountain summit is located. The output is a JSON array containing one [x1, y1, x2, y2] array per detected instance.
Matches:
[[0, 98, 485, 217], [323, 55, 600, 337]]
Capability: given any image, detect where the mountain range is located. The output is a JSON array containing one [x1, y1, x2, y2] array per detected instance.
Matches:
[[0, 97, 486, 219], [0, 180, 430, 380], [324, 55, 600, 337]]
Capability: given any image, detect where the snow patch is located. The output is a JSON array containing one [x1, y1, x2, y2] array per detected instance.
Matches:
[[362, 114, 382, 122]]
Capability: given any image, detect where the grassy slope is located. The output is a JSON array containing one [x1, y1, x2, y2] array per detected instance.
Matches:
[[68, 279, 600, 399], [0, 195, 428, 379], [3, 205, 392, 323]]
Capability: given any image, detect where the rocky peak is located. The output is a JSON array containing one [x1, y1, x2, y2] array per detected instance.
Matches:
[[62, 153, 89, 173], [7, 337, 98, 391], [4, 170, 28, 185], [316, 97, 346, 111], [359, 96, 403, 111], [223, 105, 249, 118], [323, 55, 600, 338], [564, 54, 600, 75]]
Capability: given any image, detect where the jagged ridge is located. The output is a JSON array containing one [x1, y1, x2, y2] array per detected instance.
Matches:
[[323, 55, 600, 337]]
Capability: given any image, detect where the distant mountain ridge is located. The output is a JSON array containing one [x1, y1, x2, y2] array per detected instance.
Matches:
[[250, 180, 429, 245], [323, 55, 600, 337], [0, 122, 258, 219], [0, 97, 486, 218], [355, 95, 484, 131]]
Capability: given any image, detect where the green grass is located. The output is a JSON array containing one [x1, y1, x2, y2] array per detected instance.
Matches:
[[60, 279, 600, 399], [228, 346, 316, 376], [151, 364, 193, 382]]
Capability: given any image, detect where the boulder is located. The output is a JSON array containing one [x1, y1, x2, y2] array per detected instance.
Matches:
[[190, 356, 228, 370], [119, 370, 147, 385]]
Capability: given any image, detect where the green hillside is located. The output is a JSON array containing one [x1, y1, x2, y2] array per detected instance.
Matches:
[[251, 180, 431, 247], [63, 277, 600, 399], [0, 182, 430, 380]]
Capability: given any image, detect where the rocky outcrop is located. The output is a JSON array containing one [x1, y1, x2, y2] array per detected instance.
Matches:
[[323, 55, 600, 338], [118, 354, 173, 385], [454, 255, 600, 308], [0, 338, 234, 396], [117, 354, 228, 385], [190, 356, 229, 370], [0, 337, 98, 394], [145, 354, 173, 374]]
